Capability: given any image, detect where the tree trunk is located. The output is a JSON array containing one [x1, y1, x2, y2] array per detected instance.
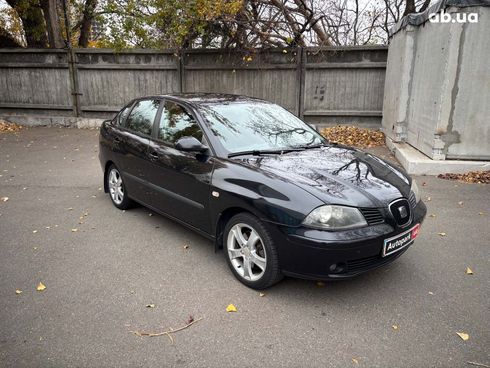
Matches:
[[419, 0, 431, 13], [40, 0, 64, 48], [78, 0, 97, 47], [403, 0, 416, 17]]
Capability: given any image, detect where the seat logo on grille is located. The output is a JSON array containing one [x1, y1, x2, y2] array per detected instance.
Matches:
[[398, 205, 408, 218]]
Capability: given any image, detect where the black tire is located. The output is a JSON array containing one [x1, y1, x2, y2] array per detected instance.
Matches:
[[223, 213, 283, 289], [105, 164, 133, 210]]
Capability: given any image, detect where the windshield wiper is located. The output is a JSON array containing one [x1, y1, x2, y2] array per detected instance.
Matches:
[[292, 143, 327, 150], [228, 148, 301, 158]]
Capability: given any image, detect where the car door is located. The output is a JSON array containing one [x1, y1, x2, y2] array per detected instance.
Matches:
[[146, 100, 214, 233], [106, 101, 134, 166], [118, 98, 162, 204]]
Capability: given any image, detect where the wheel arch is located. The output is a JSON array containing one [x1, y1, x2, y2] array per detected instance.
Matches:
[[214, 207, 255, 252], [103, 160, 115, 193]]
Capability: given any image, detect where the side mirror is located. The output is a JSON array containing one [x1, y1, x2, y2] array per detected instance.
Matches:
[[175, 136, 209, 153]]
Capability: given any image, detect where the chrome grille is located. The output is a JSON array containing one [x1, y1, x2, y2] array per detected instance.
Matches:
[[359, 208, 384, 225]]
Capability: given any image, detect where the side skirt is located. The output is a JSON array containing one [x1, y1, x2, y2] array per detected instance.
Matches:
[[129, 196, 215, 242]]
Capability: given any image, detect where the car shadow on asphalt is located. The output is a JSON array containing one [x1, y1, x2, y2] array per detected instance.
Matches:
[[127, 202, 411, 306]]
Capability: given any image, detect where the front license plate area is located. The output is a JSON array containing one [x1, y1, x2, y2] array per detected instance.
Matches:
[[382, 224, 420, 257]]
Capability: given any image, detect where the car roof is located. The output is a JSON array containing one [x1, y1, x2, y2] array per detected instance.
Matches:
[[140, 93, 269, 106]]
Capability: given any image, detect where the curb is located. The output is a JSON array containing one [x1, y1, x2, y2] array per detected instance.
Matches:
[[386, 138, 490, 175], [0, 115, 105, 129]]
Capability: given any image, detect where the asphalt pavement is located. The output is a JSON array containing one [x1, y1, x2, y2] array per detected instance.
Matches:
[[0, 127, 489, 367]]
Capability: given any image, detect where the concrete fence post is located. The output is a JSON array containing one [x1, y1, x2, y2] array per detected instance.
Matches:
[[296, 47, 306, 119], [67, 49, 81, 117], [179, 51, 185, 93]]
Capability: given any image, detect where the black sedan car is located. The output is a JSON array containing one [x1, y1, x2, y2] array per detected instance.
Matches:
[[99, 93, 426, 289]]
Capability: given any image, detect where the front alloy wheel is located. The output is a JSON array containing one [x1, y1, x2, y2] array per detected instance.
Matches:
[[227, 223, 267, 282], [224, 213, 282, 289]]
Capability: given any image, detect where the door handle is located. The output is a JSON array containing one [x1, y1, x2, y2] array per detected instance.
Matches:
[[148, 151, 159, 160]]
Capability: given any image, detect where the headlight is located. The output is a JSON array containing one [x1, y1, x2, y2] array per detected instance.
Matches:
[[410, 180, 421, 203], [302, 205, 367, 230]]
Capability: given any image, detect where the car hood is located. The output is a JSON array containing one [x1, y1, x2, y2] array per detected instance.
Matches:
[[234, 146, 410, 208]]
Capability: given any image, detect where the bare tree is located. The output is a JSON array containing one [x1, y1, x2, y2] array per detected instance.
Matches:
[[403, 0, 431, 16], [0, 0, 433, 49]]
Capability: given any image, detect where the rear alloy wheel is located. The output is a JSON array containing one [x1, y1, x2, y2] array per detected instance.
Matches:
[[106, 165, 132, 210], [224, 213, 282, 289]]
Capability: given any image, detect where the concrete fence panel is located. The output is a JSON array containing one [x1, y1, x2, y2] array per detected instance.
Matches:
[[0, 50, 72, 115], [0, 46, 388, 127], [75, 50, 180, 117], [182, 49, 300, 114], [304, 47, 387, 127], [382, 4, 490, 161]]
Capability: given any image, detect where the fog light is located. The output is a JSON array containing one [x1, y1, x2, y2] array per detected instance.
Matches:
[[329, 263, 346, 274]]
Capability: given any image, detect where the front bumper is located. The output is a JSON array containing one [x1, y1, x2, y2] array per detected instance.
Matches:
[[271, 201, 427, 280]]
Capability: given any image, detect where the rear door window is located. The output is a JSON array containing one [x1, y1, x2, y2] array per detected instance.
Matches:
[[115, 103, 133, 126], [125, 99, 161, 136]]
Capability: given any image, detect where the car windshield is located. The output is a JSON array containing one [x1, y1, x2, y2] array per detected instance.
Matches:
[[199, 101, 326, 154]]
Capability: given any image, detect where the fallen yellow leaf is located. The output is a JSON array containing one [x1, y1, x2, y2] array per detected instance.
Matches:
[[15, 289, 22, 295], [71, 228, 78, 232], [466, 267, 473, 275], [429, 214, 436, 217], [456, 332, 469, 341], [426, 197, 431, 201], [226, 304, 237, 312], [392, 325, 398, 330], [438, 232, 446, 237], [352, 358, 359, 365], [479, 212, 485, 215], [146, 304, 155, 308], [32, 230, 38, 234], [259, 292, 265, 297], [1, 196, 8, 202], [458, 201, 464, 206], [36, 282, 46, 291], [183, 244, 189, 250]]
